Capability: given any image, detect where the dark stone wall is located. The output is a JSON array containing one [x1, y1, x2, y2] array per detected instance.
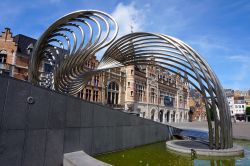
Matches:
[[0, 76, 176, 166]]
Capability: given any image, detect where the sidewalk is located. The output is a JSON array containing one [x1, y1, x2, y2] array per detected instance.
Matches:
[[169, 121, 250, 140]]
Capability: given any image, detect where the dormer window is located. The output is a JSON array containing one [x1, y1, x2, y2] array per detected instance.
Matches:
[[0, 50, 7, 63]]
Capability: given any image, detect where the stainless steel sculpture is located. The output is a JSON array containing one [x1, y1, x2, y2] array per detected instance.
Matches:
[[29, 10, 118, 94], [29, 10, 232, 149]]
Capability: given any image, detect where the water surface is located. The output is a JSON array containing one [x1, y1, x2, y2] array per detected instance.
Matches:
[[95, 140, 250, 166]]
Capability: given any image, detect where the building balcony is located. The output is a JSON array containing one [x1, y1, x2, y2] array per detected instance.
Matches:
[[0, 62, 14, 76], [0, 62, 12, 71], [107, 104, 125, 110]]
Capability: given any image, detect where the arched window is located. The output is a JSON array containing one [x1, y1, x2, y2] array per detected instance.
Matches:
[[85, 89, 91, 101], [0, 50, 7, 63], [142, 112, 146, 118], [77, 89, 84, 98], [107, 81, 119, 105], [159, 110, 164, 122], [166, 111, 170, 123], [150, 88, 156, 103], [151, 109, 155, 120], [172, 111, 176, 122]]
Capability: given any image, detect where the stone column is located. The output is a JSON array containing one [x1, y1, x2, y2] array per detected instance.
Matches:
[[169, 111, 172, 123], [154, 110, 159, 122], [162, 110, 166, 124], [181, 111, 184, 122]]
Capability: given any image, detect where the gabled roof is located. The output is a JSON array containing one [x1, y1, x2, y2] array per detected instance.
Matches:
[[14, 34, 37, 56]]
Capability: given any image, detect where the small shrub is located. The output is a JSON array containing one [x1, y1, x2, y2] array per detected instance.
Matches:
[[246, 107, 250, 115]]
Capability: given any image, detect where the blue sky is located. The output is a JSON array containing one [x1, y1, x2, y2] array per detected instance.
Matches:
[[1, 0, 250, 90]]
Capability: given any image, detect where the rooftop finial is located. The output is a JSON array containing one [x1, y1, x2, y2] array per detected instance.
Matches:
[[130, 24, 134, 33]]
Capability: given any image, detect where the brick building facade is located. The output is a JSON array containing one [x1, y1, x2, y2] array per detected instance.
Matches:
[[0, 28, 17, 77], [0, 28, 35, 80]]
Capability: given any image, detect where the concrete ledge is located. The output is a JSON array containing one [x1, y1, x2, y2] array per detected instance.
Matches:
[[64, 151, 112, 166], [166, 140, 244, 157]]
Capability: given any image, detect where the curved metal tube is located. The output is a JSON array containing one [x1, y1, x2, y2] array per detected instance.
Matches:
[[97, 32, 232, 149], [29, 10, 118, 92]]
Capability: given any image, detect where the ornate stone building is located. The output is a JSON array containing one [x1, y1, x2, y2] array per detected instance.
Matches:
[[246, 96, 250, 108], [189, 89, 206, 121], [75, 57, 190, 123], [77, 57, 126, 110], [124, 64, 189, 123], [0, 28, 190, 123]]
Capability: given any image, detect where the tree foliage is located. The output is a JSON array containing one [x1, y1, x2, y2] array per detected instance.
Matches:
[[246, 107, 250, 115]]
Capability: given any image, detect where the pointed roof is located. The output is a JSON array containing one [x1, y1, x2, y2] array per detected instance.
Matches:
[[14, 34, 37, 56]]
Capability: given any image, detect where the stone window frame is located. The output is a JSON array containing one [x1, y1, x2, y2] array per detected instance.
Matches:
[[0, 50, 7, 63]]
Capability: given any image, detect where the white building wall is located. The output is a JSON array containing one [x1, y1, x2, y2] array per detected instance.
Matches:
[[134, 102, 189, 124], [226, 96, 234, 116], [234, 103, 246, 115]]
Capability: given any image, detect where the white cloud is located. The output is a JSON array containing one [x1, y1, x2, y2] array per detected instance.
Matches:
[[159, 7, 191, 34], [187, 35, 229, 54], [227, 54, 250, 85], [96, 2, 147, 60], [111, 2, 146, 37], [149, 1, 208, 36], [228, 55, 250, 62]]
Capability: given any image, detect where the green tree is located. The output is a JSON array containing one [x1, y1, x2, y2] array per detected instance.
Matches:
[[246, 107, 250, 115]]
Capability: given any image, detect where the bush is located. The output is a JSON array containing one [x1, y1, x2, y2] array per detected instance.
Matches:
[[246, 107, 250, 115]]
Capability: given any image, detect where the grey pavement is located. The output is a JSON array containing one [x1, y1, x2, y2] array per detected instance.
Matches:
[[169, 121, 250, 140], [64, 151, 112, 166]]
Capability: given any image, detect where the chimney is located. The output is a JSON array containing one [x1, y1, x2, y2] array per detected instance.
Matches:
[[4, 27, 11, 41]]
